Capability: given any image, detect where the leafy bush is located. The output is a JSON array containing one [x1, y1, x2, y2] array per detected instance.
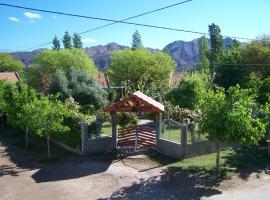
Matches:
[[49, 69, 108, 110], [172, 106, 201, 124], [166, 73, 210, 110], [27, 48, 97, 91], [0, 53, 24, 75], [117, 113, 138, 127]]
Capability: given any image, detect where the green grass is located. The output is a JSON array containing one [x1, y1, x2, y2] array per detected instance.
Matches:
[[100, 122, 112, 136], [161, 127, 181, 143]]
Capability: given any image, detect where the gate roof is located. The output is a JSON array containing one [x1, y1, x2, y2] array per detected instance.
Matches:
[[104, 91, 164, 113]]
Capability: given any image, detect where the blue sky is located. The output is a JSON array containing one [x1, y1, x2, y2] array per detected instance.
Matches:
[[1, 0, 270, 52]]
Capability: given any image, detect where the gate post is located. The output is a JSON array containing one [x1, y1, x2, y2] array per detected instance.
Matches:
[[181, 124, 188, 158], [156, 112, 162, 145], [81, 121, 88, 155], [111, 111, 117, 149]]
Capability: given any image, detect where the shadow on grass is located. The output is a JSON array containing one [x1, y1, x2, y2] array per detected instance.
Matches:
[[0, 127, 113, 182], [224, 147, 270, 180], [99, 147, 270, 200]]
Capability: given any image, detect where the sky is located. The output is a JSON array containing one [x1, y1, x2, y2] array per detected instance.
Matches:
[[1, 0, 270, 52]]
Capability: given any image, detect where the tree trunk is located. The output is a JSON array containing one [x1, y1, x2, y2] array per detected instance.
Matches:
[[47, 136, 51, 160], [216, 140, 220, 173], [25, 127, 29, 147]]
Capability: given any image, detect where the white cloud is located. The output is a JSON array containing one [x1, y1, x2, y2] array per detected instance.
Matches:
[[52, 15, 57, 19], [82, 38, 96, 43], [8, 16, 20, 22], [24, 12, 42, 22]]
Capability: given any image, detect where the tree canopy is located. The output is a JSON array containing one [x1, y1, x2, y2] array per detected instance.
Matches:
[[62, 31, 72, 49], [108, 48, 175, 90], [131, 30, 143, 50], [0, 53, 24, 75], [27, 49, 97, 91], [49, 68, 108, 109]]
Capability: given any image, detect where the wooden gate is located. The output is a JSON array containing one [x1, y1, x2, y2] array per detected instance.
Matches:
[[117, 125, 156, 152]]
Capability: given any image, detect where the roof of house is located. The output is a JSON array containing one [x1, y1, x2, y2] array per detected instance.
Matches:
[[0, 72, 20, 83], [104, 91, 164, 113], [95, 72, 109, 89]]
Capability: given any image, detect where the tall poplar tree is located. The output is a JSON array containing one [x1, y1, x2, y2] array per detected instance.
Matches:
[[131, 30, 143, 50], [52, 35, 60, 50], [73, 33, 83, 49], [208, 23, 223, 82], [62, 31, 72, 49], [198, 35, 210, 72]]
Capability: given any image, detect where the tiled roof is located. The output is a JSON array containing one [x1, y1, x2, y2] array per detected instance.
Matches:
[[0, 72, 20, 83], [133, 91, 164, 112]]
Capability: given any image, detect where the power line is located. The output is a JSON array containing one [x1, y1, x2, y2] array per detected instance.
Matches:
[[1, 1, 192, 51], [1, 2, 258, 52]]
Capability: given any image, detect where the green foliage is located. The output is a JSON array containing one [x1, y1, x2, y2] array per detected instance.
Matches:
[[198, 85, 265, 144], [198, 35, 210, 72], [258, 77, 270, 105], [216, 40, 242, 89], [49, 68, 108, 109], [117, 113, 138, 127], [108, 48, 175, 90], [23, 96, 71, 138], [131, 30, 143, 50], [240, 40, 270, 80], [208, 23, 224, 75], [0, 53, 24, 75], [2, 81, 37, 131], [62, 31, 72, 49], [167, 73, 210, 110], [73, 33, 83, 49], [172, 106, 201, 124], [28, 49, 97, 91], [52, 35, 60, 50]]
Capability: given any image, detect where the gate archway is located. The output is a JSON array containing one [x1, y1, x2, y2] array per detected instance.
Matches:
[[104, 91, 164, 155]]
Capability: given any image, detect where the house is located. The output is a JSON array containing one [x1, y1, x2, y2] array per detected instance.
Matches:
[[0, 72, 21, 83]]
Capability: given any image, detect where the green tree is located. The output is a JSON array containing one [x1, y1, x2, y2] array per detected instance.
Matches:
[[108, 48, 175, 91], [28, 49, 97, 92], [2, 81, 38, 146], [24, 96, 71, 159], [0, 53, 24, 75], [199, 85, 265, 172], [198, 35, 210, 72], [131, 30, 143, 50], [52, 35, 61, 50], [73, 33, 83, 49], [49, 69, 108, 109], [216, 40, 241, 89], [258, 77, 270, 105], [62, 31, 72, 49], [166, 73, 210, 110], [240, 39, 270, 80], [208, 23, 224, 85]]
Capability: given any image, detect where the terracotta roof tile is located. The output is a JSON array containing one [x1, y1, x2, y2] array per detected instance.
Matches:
[[0, 72, 20, 83]]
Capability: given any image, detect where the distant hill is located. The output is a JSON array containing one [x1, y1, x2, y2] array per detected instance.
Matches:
[[10, 38, 235, 71]]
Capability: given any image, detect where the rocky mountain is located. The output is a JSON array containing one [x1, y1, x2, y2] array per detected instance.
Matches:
[[10, 38, 234, 71]]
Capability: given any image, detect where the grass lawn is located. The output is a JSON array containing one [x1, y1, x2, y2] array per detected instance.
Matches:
[[149, 147, 270, 180], [100, 122, 112, 136]]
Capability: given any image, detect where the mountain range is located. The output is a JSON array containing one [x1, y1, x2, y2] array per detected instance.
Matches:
[[10, 38, 234, 71]]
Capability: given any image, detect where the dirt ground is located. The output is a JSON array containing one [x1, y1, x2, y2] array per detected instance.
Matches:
[[1, 133, 270, 200]]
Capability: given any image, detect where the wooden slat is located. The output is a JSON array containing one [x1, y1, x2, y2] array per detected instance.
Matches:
[[138, 139, 155, 145]]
